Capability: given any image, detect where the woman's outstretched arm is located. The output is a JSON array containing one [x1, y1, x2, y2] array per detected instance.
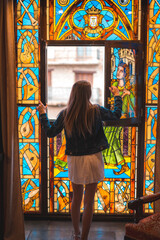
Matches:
[[99, 96, 122, 121], [99, 86, 122, 121], [37, 100, 64, 137], [40, 111, 64, 138]]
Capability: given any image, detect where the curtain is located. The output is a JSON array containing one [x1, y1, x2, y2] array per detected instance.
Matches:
[[155, 70, 160, 212], [0, 0, 25, 239]]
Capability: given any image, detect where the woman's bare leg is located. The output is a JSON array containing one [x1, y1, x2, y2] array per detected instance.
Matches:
[[71, 182, 84, 239], [81, 183, 97, 240]]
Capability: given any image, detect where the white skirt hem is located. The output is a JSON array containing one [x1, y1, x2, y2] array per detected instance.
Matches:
[[67, 151, 104, 185]]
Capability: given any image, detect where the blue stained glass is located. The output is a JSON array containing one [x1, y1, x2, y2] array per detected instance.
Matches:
[[104, 163, 131, 179], [17, 29, 24, 42], [73, 10, 86, 28], [145, 180, 154, 191], [112, 48, 121, 78], [77, 2, 83, 7], [119, 1, 132, 24], [18, 67, 39, 82], [106, 34, 122, 40], [148, 66, 158, 77], [104, 0, 132, 25], [105, 1, 112, 7], [146, 144, 156, 156], [88, 33, 99, 38], [17, 30, 39, 46], [101, 10, 114, 28], [64, 180, 69, 188], [21, 178, 39, 200], [55, 171, 68, 178], [20, 0, 35, 26], [153, 2, 160, 10], [116, 20, 129, 39], [23, 159, 33, 175], [59, 23, 71, 39], [147, 107, 157, 140], [55, 0, 74, 25], [98, 201, 103, 210], [152, 76, 159, 85], [156, 14, 160, 24], [147, 67, 159, 101], [85, 1, 102, 11], [23, 16, 32, 26], [53, 0, 138, 40], [18, 106, 39, 139], [149, 28, 160, 41]]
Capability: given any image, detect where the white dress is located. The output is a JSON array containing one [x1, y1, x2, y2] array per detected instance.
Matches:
[[67, 152, 104, 184]]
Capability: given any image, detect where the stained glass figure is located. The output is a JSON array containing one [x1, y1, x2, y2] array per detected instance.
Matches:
[[109, 48, 136, 118], [102, 46, 136, 178]]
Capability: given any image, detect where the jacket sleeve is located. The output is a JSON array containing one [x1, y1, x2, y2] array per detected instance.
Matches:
[[39, 110, 64, 138], [99, 96, 122, 121]]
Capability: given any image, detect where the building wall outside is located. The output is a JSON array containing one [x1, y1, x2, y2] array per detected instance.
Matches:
[[47, 46, 105, 119]]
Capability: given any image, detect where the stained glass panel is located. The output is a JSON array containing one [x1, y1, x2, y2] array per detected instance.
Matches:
[[17, 0, 40, 104], [16, 0, 41, 212], [47, 0, 141, 40], [109, 47, 137, 118], [18, 106, 39, 142], [144, 0, 160, 213], [144, 106, 157, 213], [47, 126, 138, 214], [146, 0, 160, 104]]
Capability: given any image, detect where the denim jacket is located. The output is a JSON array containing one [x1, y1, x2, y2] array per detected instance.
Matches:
[[40, 96, 122, 156]]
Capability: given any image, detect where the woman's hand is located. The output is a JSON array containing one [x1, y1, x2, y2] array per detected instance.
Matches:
[[36, 100, 47, 115], [121, 88, 131, 98], [109, 86, 120, 96]]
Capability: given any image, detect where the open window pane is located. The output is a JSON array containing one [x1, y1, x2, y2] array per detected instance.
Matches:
[[47, 46, 105, 119]]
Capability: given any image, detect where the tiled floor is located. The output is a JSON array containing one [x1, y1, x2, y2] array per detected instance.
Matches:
[[25, 220, 127, 240]]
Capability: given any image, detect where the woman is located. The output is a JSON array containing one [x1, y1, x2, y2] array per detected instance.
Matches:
[[37, 81, 122, 240]]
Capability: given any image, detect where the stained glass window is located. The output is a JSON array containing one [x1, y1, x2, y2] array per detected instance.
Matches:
[[16, 0, 41, 212], [143, 0, 160, 213], [15, 0, 160, 217], [47, 0, 141, 41]]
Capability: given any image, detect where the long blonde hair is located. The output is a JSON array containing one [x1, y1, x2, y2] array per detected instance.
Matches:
[[64, 81, 98, 137]]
